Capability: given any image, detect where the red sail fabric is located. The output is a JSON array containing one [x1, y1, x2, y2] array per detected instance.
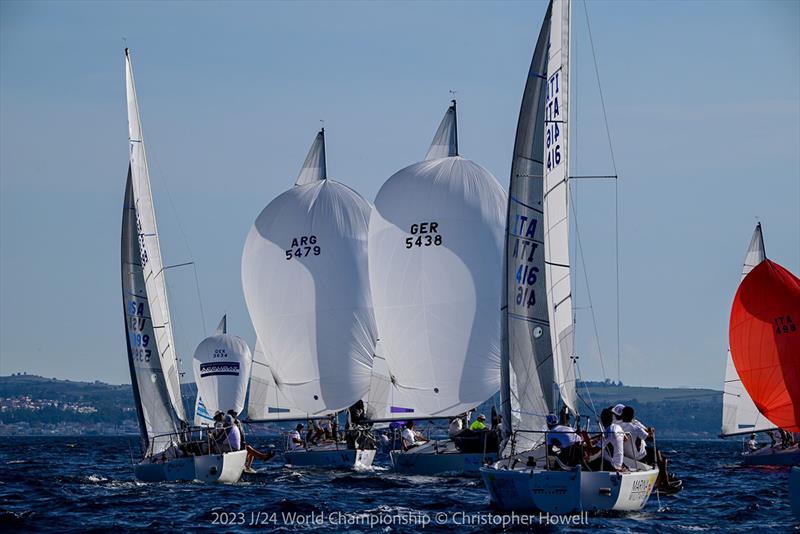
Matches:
[[729, 259, 800, 432]]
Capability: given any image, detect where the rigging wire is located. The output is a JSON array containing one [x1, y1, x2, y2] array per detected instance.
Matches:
[[583, 0, 621, 384]]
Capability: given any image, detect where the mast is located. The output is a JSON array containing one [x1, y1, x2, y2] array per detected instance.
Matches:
[[124, 48, 187, 425]]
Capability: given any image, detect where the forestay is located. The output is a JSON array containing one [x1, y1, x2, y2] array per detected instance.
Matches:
[[368, 103, 506, 418], [721, 223, 776, 436], [122, 172, 182, 455], [241, 130, 377, 415], [500, 1, 556, 450], [124, 49, 186, 424], [192, 315, 253, 419], [542, 0, 577, 413]]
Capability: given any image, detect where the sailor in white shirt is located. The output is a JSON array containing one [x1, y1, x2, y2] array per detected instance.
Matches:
[[401, 420, 426, 450], [448, 417, 463, 438], [544, 414, 583, 466], [746, 433, 760, 452], [618, 406, 651, 460], [600, 408, 627, 471], [288, 423, 305, 451]]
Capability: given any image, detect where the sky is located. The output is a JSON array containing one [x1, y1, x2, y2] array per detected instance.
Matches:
[[1, 0, 798, 390]]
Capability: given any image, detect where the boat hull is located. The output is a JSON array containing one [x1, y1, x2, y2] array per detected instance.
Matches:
[[390, 440, 496, 476], [285, 447, 375, 469], [742, 444, 800, 466], [134, 450, 247, 483], [480, 462, 658, 513]]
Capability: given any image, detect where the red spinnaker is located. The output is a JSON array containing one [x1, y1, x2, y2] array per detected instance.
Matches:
[[729, 259, 800, 432]]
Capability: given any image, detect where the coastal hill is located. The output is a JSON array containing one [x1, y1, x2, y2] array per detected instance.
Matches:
[[0, 374, 723, 438]]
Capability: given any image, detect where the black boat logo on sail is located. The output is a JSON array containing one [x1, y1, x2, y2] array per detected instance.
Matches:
[[200, 361, 240, 377]]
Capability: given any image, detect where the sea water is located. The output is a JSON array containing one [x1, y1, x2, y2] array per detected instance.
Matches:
[[0, 437, 795, 532]]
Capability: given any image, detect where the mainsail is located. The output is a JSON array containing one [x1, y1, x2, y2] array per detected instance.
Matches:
[[721, 223, 776, 436], [542, 0, 577, 413], [730, 258, 800, 432], [241, 129, 377, 415], [122, 172, 182, 454], [124, 49, 186, 426], [368, 102, 506, 419], [501, 1, 556, 447]]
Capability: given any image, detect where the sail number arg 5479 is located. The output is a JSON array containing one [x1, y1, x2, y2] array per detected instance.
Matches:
[[285, 235, 321, 260], [405, 222, 443, 248]]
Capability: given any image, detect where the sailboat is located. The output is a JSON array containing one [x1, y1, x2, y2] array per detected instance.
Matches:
[[367, 101, 507, 475], [121, 49, 245, 483], [479, 0, 659, 512], [241, 129, 377, 469], [192, 315, 252, 427], [725, 223, 800, 466]]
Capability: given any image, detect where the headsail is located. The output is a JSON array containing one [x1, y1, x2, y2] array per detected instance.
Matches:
[[542, 0, 577, 413], [368, 102, 506, 419], [424, 101, 458, 160], [730, 258, 800, 432], [246, 339, 309, 421], [124, 49, 186, 425], [295, 129, 327, 186], [721, 223, 775, 436], [501, 0, 555, 448], [122, 171, 182, 455], [242, 130, 377, 415]]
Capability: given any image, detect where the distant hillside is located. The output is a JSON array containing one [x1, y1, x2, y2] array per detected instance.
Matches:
[[0, 374, 723, 438]]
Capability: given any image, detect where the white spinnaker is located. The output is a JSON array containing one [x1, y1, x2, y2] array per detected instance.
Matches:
[[369, 105, 506, 418], [125, 50, 186, 423], [192, 329, 253, 419], [246, 339, 309, 421], [501, 0, 555, 453], [122, 172, 182, 454], [721, 223, 776, 436], [542, 0, 577, 414], [242, 130, 377, 415], [362, 340, 421, 421]]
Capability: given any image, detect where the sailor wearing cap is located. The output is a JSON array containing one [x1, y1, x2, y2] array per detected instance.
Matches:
[[545, 413, 582, 465], [469, 414, 488, 431]]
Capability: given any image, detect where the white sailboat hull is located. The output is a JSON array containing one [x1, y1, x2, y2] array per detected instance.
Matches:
[[284, 444, 376, 469], [480, 460, 658, 513], [390, 440, 496, 476], [134, 450, 247, 483], [742, 444, 800, 466]]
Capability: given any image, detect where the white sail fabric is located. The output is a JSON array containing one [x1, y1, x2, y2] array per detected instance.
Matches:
[[501, 1, 555, 452], [424, 102, 458, 161], [191, 324, 253, 418], [246, 339, 308, 421], [242, 132, 376, 415], [369, 111, 506, 418], [542, 0, 577, 414], [295, 129, 327, 186], [362, 340, 422, 421], [125, 50, 186, 424], [122, 172, 182, 455], [721, 223, 776, 436]]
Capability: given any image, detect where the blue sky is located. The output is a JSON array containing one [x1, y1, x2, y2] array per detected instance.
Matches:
[[1, 0, 798, 389]]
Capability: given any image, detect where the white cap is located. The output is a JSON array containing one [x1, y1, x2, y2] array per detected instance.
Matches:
[[612, 404, 625, 417]]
